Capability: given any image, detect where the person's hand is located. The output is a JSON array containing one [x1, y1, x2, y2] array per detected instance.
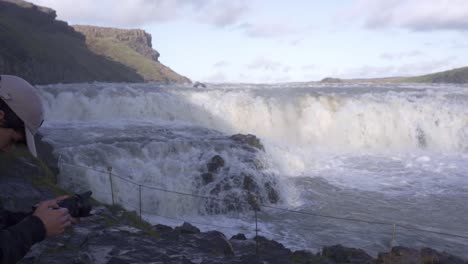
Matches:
[[55, 195, 81, 224], [33, 199, 71, 237]]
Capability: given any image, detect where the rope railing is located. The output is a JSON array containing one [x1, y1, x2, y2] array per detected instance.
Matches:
[[57, 158, 468, 253], [142, 210, 254, 233]]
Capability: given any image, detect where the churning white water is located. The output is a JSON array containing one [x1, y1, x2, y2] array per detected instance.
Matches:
[[38, 82, 468, 257]]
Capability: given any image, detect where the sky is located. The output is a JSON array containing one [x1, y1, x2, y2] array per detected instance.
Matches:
[[29, 0, 468, 83]]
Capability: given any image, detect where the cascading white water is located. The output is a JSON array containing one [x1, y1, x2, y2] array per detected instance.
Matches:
[[41, 83, 467, 153], [38, 82, 468, 257]]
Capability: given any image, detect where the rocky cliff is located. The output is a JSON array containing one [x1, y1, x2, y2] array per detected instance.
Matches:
[[73, 26, 160, 62], [73, 25, 190, 83], [0, 0, 190, 84]]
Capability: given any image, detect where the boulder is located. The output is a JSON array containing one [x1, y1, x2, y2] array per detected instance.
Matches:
[[377, 247, 420, 264], [199, 231, 235, 256], [230, 134, 265, 151], [377, 246, 467, 264], [290, 250, 324, 264], [230, 233, 247, 241], [322, 244, 375, 264], [176, 222, 201, 234], [265, 182, 280, 203], [201, 173, 215, 184], [193, 81, 207, 88], [207, 155, 225, 173], [420, 247, 466, 264]]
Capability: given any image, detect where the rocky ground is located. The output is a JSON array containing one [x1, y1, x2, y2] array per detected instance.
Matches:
[[1, 150, 467, 264]]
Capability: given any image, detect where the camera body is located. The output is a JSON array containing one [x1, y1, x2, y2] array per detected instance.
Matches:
[[57, 191, 93, 218]]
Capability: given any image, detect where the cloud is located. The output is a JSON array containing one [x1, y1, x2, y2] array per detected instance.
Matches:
[[237, 73, 292, 83], [196, 1, 249, 28], [282, 66, 292, 73], [380, 50, 423, 61], [451, 40, 468, 49], [348, 0, 468, 31], [29, 0, 250, 28], [202, 71, 227, 82], [301, 64, 316, 71], [239, 23, 299, 39], [213, 60, 230, 68], [247, 57, 283, 71]]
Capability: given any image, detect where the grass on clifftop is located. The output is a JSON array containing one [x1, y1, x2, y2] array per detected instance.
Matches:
[[85, 37, 185, 83]]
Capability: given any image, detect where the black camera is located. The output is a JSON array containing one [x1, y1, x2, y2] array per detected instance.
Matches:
[[57, 191, 93, 218]]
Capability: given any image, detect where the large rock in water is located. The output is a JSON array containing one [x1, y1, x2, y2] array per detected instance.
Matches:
[[230, 134, 265, 151], [199, 134, 280, 213]]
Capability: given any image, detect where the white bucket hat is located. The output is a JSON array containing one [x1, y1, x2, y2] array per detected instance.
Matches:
[[0, 75, 44, 157]]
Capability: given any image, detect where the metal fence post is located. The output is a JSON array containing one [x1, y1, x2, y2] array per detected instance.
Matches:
[[107, 166, 115, 206], [255, 208, 259, 262], [138, 185, 142, 221], [56, 155, 62, 184], [391, 224, 397, 249]]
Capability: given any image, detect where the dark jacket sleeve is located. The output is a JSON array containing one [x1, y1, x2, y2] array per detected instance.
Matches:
[[0, 214, 46, 264], [2, 211, 31, 228]]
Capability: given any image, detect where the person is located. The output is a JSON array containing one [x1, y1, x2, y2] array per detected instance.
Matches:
[[0, 75, 73, 264]]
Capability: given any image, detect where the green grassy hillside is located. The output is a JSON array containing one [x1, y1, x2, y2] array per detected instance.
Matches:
[[404, 67, 468, 84], [319, 67, 468, 84], [75, 28, 190, 83]]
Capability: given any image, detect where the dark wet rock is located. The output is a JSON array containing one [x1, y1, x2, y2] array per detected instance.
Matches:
[[291, 250, 327, 264], [416, 127, 427, 148], [198, 231, 234, 256], [265, 182, 280, 203], [322, 244, 375, 264], [194, 81, 207, 88], [205, 171, 280, 213], [377, 246, 467, 264], [243, 175, 258, 192], [201, 172, 215, 184], [231, 233, 247, 240], [153, 224, 173, 234], [254, 236, 294, 263], [246, 193, 260, 211], [377, 247, 419, 264], [176, 222, 201, 234], [207, 155, 225, 173], [420, 247, 466, 264], [230, 134, 265, 151], [199, 134, 281, 214]]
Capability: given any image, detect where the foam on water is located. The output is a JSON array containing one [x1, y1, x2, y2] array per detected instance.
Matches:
[[40, 83, 468, 153], [38, 82, 468, 257]]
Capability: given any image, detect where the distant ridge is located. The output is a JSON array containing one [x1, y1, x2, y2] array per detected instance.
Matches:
[[0, 0, 190, 84], [319, 67, 468, 84], [404, 66, 468, 84]]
